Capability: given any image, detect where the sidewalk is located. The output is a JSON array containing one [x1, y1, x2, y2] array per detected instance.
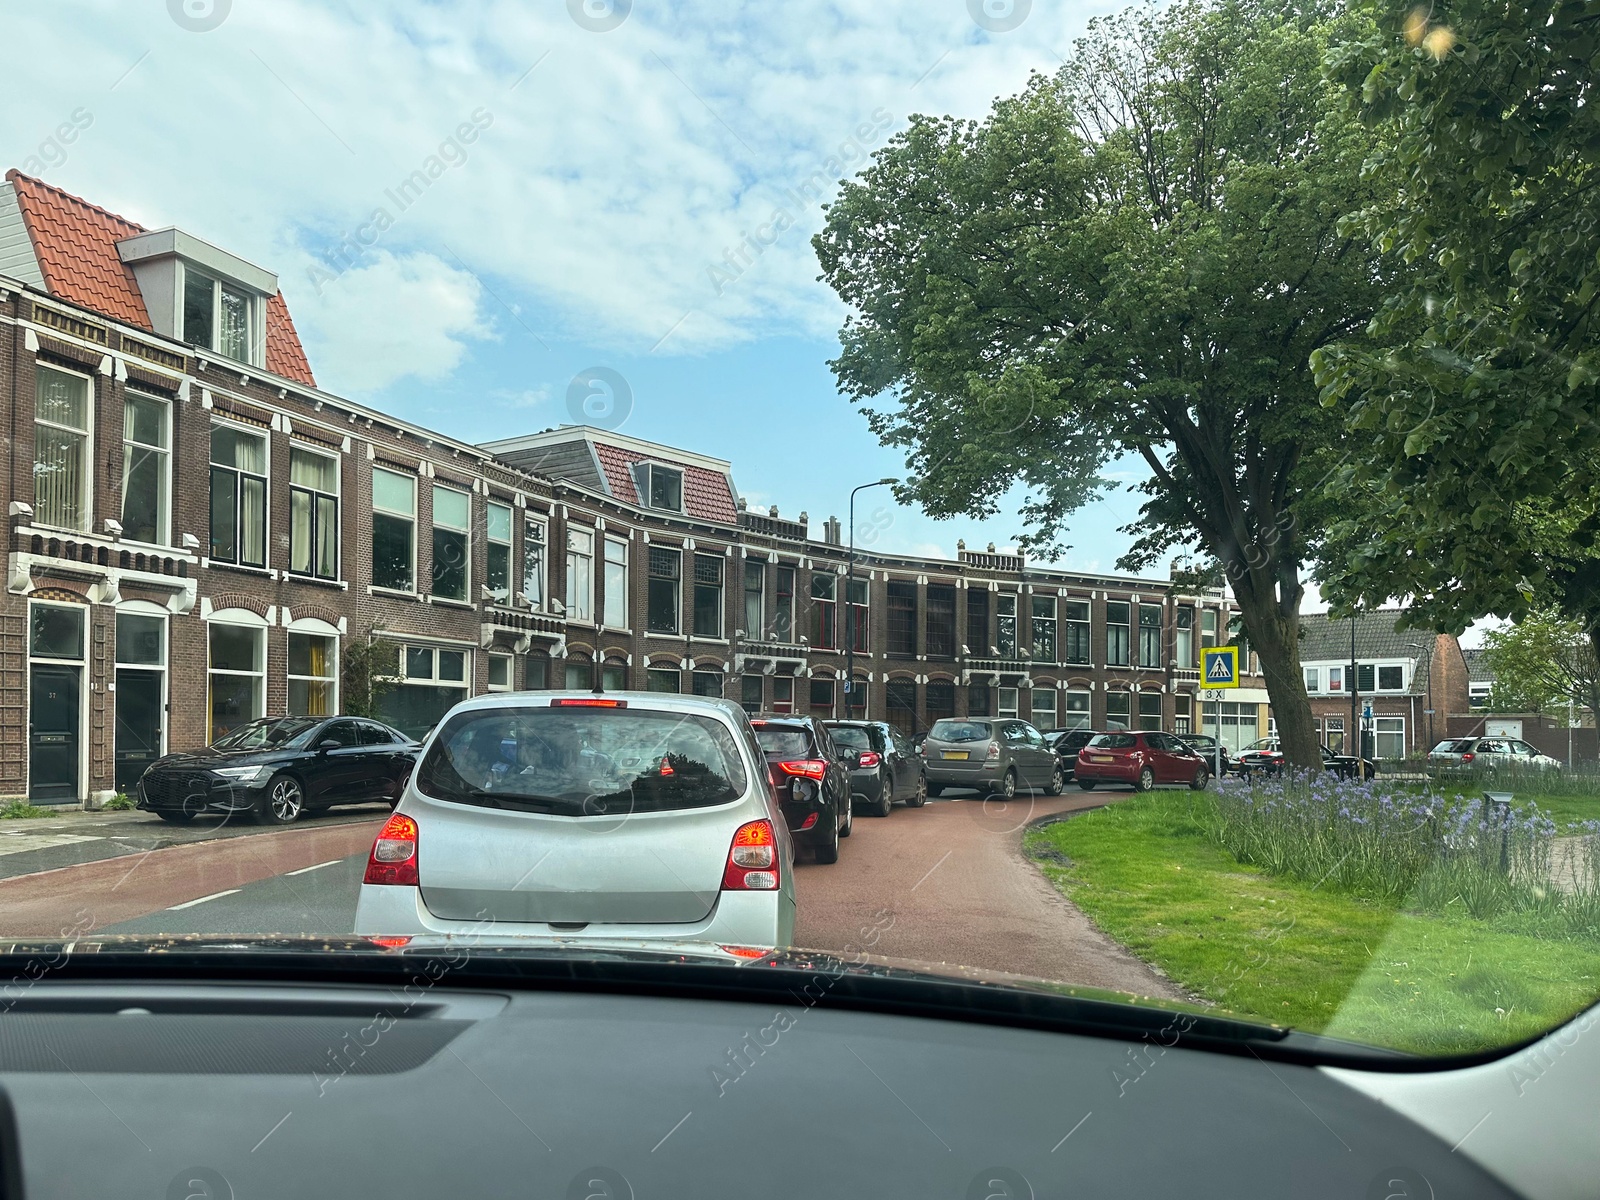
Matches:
[[0, 804, 389, 883]]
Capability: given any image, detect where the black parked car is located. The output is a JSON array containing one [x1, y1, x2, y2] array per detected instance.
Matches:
[[824, 719, 927, 815], [136, 716, 419, 826], [750, 714, 856, 864], [1044, 728, 1100, 780], [1174, 732, 1232, 777]]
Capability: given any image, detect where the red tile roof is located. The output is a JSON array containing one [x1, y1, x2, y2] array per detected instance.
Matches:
[[6, 169, 316, 388], [592, 442, 738, 523]]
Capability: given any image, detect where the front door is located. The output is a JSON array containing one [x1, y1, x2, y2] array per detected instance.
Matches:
[[114, 669, 164, 793], [29, 663, 81, 802]]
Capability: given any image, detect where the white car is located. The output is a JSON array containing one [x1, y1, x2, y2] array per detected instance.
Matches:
[[354, 691, 797, 948], [1429, 736, 1564, 771]]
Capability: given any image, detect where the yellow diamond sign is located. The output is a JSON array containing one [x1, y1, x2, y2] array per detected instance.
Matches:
[[1202, 646, 1239, 688]]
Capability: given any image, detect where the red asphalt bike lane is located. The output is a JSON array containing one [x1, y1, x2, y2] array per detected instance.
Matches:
[[0, 820, 384, 937]]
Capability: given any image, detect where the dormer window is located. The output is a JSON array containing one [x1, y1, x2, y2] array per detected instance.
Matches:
[[647, 464, 683, 512], [183, 267, 255, 363]]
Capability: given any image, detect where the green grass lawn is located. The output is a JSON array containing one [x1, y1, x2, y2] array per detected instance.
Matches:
[[1028, 792, 1600, 1055]]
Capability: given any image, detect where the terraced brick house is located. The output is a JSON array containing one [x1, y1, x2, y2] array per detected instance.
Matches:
[[0, 170, 1266, 804]]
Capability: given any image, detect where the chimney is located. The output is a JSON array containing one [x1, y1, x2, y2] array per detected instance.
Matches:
[[769, 505, 779, 518], [986, 542, 996, 553], [823, 516, 842, 545], [737, 496, 747, 511]]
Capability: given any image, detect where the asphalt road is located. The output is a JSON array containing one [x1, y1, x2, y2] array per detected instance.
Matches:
[[1, 787, 1184, 997]]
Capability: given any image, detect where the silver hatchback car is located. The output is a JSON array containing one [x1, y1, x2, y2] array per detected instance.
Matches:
[[921, 717, 1064, 798], [354, 691, 796, 949]]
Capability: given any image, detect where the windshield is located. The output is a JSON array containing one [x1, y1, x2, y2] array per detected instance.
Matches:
[[929, 720, 990, 743], [211, 718, 322, 751], [416, 706, 747, 814], [8, 0, 1599, 1092]]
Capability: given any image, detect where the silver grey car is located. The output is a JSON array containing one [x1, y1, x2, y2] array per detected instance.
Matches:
[[354, 691, 797, 949], [921, 717, 1064, 798]]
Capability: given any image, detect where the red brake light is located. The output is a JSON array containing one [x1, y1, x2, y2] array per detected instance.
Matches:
[[858, 751, 881, 768], [750, 720, 768, 728], [363, 812, 419, 886], [368, 935, 412, 948], [775, 759, 827, 780], [551, 697, 626, 707], [1462, 752, 1474, 762], [723, 819, 779, 890], [719, 944, 770, 959]]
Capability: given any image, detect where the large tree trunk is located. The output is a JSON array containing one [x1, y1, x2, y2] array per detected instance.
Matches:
[[1227, 570, 1322, 771]]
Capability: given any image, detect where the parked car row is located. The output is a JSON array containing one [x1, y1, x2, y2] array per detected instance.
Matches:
[[1232, 737, 1377, 780]]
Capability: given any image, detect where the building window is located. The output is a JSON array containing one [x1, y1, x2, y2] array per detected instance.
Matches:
[[1201, 700, 1258, 753], [1175, 607, 1195, 668], [1357, 663, 1376, 693], [886, 677, 917, 734], [740, 674, 763, 713], [288, 631, 337, 716], [32, 602, 85, 659], [1031, 687, 1057, 729], [927, 680, 955, 724], [1173, 693, 1192, 734], [998, 687, 1019, 719], [647, 667, 680, 693], [1031, 596, 1057, 662], [1064, 690, 1090, 730], [968, 683, 991, 717], [743, 561, 764, 637], [1304, 667, 1320, 693], [431, 486, 471, 602], [1378, 664, 1405, 691], [693, 554, 724, 637], [183, 267, 257, 364], [647, 546, 682, 633], [209, 425, 267, 568], [522, 517, 546, 608], [846, 675, 868, 714], [565, 661, 593, 690], [1139, 605, 1162, 668], [809, 678, 835, 718], [1327, 665, 1345, 693], [811, 574, 837, 649], [289, 447, 339, 581], [844, 578, 869, 653], [647, 464, 683, 512], [1138, 692, 1163, 731], [997, 594, 1017, 658], [1064, 600, 1090, 665], [1106, 601, 1131, 667], [486, 502, 513, 602], [526, 656, 549, 689], [692, 671, 722, 697], [121, 390, 169, 545], [965, 588, 989, 656], [774, 566, 795, 641], [602, 663, 627, 691], [380, 643, 471, 740], [1105, 691, 1130, 729], [1325, 716, 1346, 754], [603, 536, 629, 628], [208, 621, 264, 742], [487, 654, 512, 691], [886, 581, 917, 657], [565, 526, 593, 621], [1374, 716, 1406, 759], [1201, 609, 1218, 647], [772, 676, 794, 714], [371, 467, 416, 592], [926, 584, 956, 658]]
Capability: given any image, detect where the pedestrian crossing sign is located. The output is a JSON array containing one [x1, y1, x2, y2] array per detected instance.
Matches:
[[1202, 646, 1239, 688]]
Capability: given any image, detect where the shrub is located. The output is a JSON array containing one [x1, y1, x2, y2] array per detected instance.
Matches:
[[0, 800, 51, 819]]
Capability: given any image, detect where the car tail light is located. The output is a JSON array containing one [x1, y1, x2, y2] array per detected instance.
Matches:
[[367, 935, 412, 948], [551, 697, 627, 708], [1461, 752, 1474, 763], [723, 819, 779, 891], [986, 742, 1000, 760], [857, 751, 881, 768], [363, 812, 419, 886], [775, 759, 827, 780], [719, 944, 770, 959], [797, 812, 818, 831]]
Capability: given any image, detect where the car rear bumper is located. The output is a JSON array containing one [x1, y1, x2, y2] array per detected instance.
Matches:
[[923, 758, 999, 784], [354, 884, 795, 949], [1074, 759, 1139, 784], [848, 770, 885, 804]]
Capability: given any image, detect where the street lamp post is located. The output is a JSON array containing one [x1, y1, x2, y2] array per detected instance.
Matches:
[[1407, 640, 1435, 752], [845, 478, 897, 719]]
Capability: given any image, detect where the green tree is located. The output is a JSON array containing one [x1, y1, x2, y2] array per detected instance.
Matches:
[[1313, 0, 1600, 627], [1482, 608, 1600, 721], [341, 628, 396, 720], [812, 0, 1385, 767]]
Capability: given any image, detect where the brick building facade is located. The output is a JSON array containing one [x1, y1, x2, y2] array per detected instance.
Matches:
[[0, 170, 1269, 805]]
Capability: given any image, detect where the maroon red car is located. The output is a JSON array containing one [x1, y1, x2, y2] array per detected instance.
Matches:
[[1074, 731, 1210, 792]]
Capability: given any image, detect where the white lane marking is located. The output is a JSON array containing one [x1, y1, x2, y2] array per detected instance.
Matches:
[[0, 832, 102, 856], [285, 859, 342, 876], [167, 888, 242, 910]]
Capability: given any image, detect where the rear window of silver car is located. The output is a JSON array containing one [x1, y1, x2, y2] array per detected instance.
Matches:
[[929, 720, 990, 743], [1434, 739, 1475, 753], [1087, 733, 1138, 749], [416, 706, 749, 814]]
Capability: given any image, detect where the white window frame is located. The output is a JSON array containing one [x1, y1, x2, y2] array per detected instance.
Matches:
[[120, 387, 171, 548], [114, 602, 169, 768], [1303, 666, 1320, 693], [1375, 662, 1407, 693], [371, 466, 417, 594], [486, 500, 514, 603], [645, 462, 684, 513], [288, 443, 340, 582], [603, 535, 629, 629], [522, 515, 547, 609], [28, 599, 90, 801], [1327, 665, 1345, 693], [430, 485, 472, 603], [397, 643, 472, 689], [565, 525, 594, 622], [1030, 687, 1057, 728], [487, 653, 513, 692], [206, 611, 267, 743], [286, 621, 340, 717], [209, 418, 269, 569], [181, 263, 263, 367], [998, 686, 1019, 719], [1063, 689, 1091, 730], [1374, 715, 1406, 759], [33, 363, 93, 534]]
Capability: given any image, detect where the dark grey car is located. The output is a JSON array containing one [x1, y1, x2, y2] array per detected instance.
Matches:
[[921, 718, 1063, 798]]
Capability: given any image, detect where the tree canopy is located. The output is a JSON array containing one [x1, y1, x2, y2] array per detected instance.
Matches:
[[813, 0, 1385, 766]]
